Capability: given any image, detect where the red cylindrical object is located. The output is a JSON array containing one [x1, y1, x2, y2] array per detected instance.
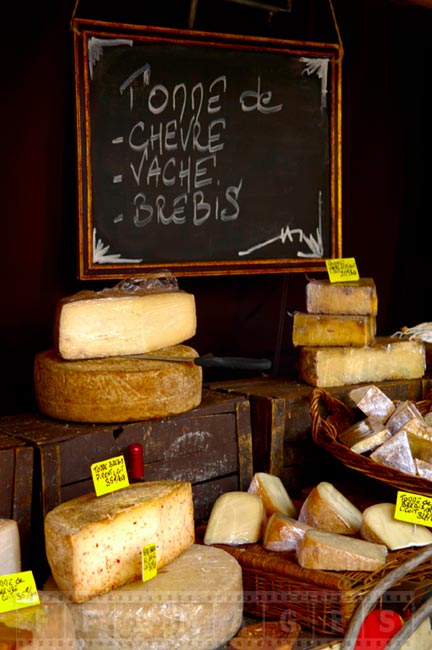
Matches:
[[128, 443, 144, 481]]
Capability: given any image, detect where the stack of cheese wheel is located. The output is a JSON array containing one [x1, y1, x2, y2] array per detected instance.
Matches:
[[34, 271, 203, 422], [292, 277, 426, 387]]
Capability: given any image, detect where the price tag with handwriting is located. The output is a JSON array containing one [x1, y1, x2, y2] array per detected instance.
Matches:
[[326, 257, 359, 283], [142, 543, 157, 582], [91, 455, 130, 496], [395, 491, 432, 526], [0, 571, 40, 613]]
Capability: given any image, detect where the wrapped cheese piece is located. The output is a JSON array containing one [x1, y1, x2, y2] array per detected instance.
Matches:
[[54, 274, 197, 360], [338, 417, 392, 454], [0, 591, 77, 649], [34, 345, 202, 423], [415, 457, 432, 480], [263, 513, 312, 552], [204, 492, 264, 545], [386, 400, 425, 435], [0, 519, 21, 576], [348, 385, 396, 421], [305, 278, 378, 315], [44, 481, 195, 603], [298, 482, 362, 535], [370, 431, 417, 475], [360, 502, 432, 550], [297, 529, 388, 571], [247, 472, 297, 518], [292, 312, 376, 347], [45, 544, 243, 650]]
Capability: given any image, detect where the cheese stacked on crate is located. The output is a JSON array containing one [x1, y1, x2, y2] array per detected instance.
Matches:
[[34, 271, 203, 422], [293, 278, 425, 387]]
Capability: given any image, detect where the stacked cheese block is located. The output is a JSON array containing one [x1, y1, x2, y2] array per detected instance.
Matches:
[[292, 278, 426, 387], [34, 271, 203, 423], [43, 480, 243, 650]]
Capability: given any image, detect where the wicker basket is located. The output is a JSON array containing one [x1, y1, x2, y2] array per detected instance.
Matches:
[[309, 387, 432, 497], [210, 541, 432, 636]]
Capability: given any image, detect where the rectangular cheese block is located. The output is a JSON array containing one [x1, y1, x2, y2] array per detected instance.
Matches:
[[44, 481, 195, 603], [306, 278, 378, 315], [298, 338, 426, 388], [55, 288, 197, 360], [292, 312, 376, 347]]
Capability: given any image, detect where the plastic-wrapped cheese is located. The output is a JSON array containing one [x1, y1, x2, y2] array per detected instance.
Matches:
[[297, 529, 388, 571], [360, 503, 432, 550], [348, 385, 396, 421], [247, 472, 297, 518], [298, 482, 362, 535], [34, 345, 202, 423], [45, 544, 243, 650], [0, 519, 21, 576], [263, 514, 312, 552], [44, 481, 195, 603], [204, 492, 264, 545]]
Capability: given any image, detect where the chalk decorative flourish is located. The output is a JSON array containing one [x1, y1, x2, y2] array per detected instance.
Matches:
[[93, 228, 143, 264]]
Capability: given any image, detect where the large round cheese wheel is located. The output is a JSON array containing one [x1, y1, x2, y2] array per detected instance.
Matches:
[[34, 346, 202, 423], [45, 544, 243, 650]]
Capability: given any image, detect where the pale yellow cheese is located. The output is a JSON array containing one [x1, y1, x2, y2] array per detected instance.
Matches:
[[298, 482, 362, 535], [44, 481, 195, 603], [292, 312, 376, 347], [360, 502, 432, 550], [297, 529, 388, 571], [204, 492, 264, 545], [306, 278, 378, 315], [55, 288, 197, 360], [34, 345, 202, 423], [45, 544, 243, 650], [298, 337, 426, 388], [247, 472, 297, 518], [0, 519, 21, 576]]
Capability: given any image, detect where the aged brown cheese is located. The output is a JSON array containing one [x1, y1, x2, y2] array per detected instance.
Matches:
[[298, 482, 362, 535], [297, 529, 388, 571], [292, 312, 376, 347]]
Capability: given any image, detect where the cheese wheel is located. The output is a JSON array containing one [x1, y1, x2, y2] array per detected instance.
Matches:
[[44, 481, 195, 603], [0, 519, 21, 576], [34, 346, 202, 423], [0, 592, 77, 649], [298, 482, 362, 535], [45, 544, 243, 650], [55, 283, 197, 360], [297, 529, 388, 571]]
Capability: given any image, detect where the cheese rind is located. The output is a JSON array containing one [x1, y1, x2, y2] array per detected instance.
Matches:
[[306, 278, 378, 315], [45, 544, 243, 650], [292, 312, 376, 347], [44, 481, 195, 603], [204, 492, 264, 545], [298, 338, 426, 388], [263, 514, 312, 552], [298, 482, 362, 535], [34, 346, 202, 423], [55, 288, 197, 360], [247, 472, 297, 518], [297, 529, 388, 571], [360, 502, 432, 550]]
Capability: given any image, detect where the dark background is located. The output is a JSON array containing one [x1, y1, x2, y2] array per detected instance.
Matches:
[[2, 0, 430, 415]]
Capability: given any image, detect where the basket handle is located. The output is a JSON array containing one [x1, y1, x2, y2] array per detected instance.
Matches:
[[309, 388, 356, 447]]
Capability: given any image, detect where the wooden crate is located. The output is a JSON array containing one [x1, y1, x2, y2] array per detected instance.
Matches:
[[206, 377, 426, 497], [0, 389, 253, 584], [0, 433, 33, 570]]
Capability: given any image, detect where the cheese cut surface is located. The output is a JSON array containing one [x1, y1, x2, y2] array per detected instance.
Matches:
[[360, 502, 432, 550], [45, 544, 243, 650], [298, 338, 425, 388], [34, 346, 202, 422], [204, 492, 264, 545], [297, 529, 388, 571], [247, 472, 297, 518], [263, 514, 312, 552], [292, 312, 376, 347], [0, 519, 21, 576], [55, 288, 197, 360], [44, 481, 195, 603], [306, 278, 378, 315]]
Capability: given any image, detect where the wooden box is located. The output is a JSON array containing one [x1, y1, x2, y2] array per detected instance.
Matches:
[[206, 377, 427, 497], [0, 389, 253, 584], [0, 433, 33, 570]]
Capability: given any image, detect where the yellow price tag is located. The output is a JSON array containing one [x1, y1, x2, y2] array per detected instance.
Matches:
[[0, 571, 40, 613], [91, 455, 130, 496], [325, 257, 359, 283], [142, 543, 157, 582], [395, 491, 432, 526]]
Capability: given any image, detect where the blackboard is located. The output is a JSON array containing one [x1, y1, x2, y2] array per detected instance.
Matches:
[[73, 19, 342, 278]]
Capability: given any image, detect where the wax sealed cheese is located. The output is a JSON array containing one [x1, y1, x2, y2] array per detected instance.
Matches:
[[247, 472, 297, 518], [204, 492, 264, 545], [306, 278, 378, 315], [44, 481, 194, 603], [55, 275, 197, 360], [292, 312, 376, 347], [0, 519, 21, 576], [298, 482, 362, 535], [297, 529, 387, 571], [45, 544, 243, 650], [298, 338, 426, 388], [34, 345, 202, 423], [360, 502, 432, 550]]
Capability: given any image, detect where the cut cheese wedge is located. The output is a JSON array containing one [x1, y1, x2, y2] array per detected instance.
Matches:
[[44, 481, 195, 603], [297, 529, 388, 571], [34, 345, 202, 423], [45, 544, 243, 650], [0, 519, 21, 576], [263, 513, 312, 552], [55, 285, 197, 360], [298, 481, 362, 535], [306, 278, 378, 315], [247, 472, 297, 518], [292, 312, 376, 347], [204, 492, 264, 545], [360, 502, 432, 550]]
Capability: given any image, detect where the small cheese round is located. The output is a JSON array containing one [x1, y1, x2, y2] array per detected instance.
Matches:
[[34, 346, 202, 422]]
